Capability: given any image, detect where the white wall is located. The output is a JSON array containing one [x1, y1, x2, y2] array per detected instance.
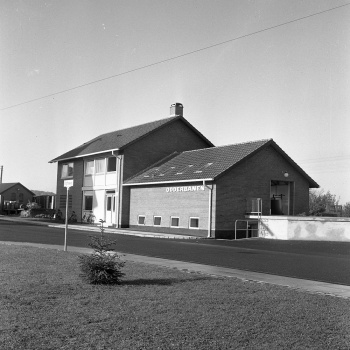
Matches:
[[257, 216, 350, 242]]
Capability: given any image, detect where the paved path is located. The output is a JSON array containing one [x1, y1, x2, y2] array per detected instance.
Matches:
[[2, 240, 350, 300]]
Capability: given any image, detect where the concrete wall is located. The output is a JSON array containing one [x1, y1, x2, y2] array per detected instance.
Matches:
[[129, 182, 212, 237], [258, 216, 350, 242]]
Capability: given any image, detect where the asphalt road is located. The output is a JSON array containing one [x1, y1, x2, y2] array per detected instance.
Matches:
[[1, 220, 350, 286]]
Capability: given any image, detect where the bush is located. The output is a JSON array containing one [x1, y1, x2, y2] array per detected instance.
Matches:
[[79, 235, 125, 285]]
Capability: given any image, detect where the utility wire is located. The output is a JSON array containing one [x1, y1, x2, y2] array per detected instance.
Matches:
[[1, 2, 349, 111]]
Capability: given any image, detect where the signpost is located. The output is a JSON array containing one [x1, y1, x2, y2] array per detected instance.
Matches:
[[63, 180, 73, 251]]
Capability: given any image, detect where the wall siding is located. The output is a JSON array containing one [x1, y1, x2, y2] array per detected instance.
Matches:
[[129, 183, 211, 237]]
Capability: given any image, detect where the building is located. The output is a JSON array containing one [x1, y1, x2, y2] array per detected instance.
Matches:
[[50, 103, 319, 239], [49, 103, 214, 226], [124, 139, 319, 238], [0, 183, 35, 214]]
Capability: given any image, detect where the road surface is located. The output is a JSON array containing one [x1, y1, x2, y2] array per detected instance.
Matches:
[[0, 220, 349, 286]]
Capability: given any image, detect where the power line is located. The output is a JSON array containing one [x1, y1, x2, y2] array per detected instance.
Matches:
[[1, 2, 350, 111]]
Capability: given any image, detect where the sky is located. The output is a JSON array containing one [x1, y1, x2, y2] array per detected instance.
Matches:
[[1, 0, 350, 203]]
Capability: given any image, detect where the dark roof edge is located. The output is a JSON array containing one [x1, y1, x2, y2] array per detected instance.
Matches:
[[119, 115, 214, 151], [123, 178, 213, 186], [0, 182, 36, 196], [49, 148, 120, 163]]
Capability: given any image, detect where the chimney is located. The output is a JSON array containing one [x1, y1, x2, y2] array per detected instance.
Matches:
[[0, 166, 3, 184], [170, 103, 183, 117]]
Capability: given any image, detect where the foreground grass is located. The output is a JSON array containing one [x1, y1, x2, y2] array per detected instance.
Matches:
[[0, 245, 349, 350]]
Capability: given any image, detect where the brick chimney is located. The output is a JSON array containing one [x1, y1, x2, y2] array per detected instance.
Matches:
[[170, 103, 183, 117]]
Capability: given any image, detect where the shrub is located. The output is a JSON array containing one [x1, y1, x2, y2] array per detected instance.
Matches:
[[78, 235, 125, 285]]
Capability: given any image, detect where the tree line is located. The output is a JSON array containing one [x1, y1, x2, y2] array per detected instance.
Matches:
[[309, 189, 350, 217]]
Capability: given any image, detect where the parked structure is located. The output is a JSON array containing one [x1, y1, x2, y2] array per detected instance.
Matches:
[[0, 183, 35, 214], [50, 103, 319, 238]]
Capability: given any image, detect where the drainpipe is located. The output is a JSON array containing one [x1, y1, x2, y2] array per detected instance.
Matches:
[[203, 180, 213, 238], [112, 151, 123, 228]]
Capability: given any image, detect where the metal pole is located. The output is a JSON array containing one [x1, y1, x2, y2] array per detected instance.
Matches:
[[64, 187, 69, 251]]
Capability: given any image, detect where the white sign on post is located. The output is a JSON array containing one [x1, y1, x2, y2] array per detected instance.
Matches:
[[63, 179, 73, 251], [64, 179, 74, 188]]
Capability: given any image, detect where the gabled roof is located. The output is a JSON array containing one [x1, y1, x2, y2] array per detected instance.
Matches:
[[49, 115, 213, 163], [0, 183, 35, 195], [124, 139, 319, 188]]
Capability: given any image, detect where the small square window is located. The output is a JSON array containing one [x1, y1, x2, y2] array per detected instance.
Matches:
[[138, 215, 146, 225], [189, 217, 199, 229], [171, 217, 179, 227], [62, 163, 74, 178], [153, 216, 161, 226]]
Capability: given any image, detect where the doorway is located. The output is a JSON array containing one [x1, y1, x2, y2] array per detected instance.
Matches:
[[270, 181, 294, 215], [105, 191, 116, 226]]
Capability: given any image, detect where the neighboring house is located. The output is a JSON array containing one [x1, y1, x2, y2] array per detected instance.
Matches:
[[124, 139, 319, 238], [49, 103, 214, 226], [0, 183, 35, 214]]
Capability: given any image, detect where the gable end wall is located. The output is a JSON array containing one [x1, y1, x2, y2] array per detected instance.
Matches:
[[214, 145, 310, 237]]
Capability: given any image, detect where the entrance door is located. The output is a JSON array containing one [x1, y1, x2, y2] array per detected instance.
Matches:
[[270, 181, 294, 215], [106, 192, 116, 226]]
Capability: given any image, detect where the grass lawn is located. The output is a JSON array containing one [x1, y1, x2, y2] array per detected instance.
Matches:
[[0, 244, 349, 350]]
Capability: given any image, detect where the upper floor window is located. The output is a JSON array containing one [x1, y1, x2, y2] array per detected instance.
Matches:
[[61, 163, 74, 178], [95, 159, 105, 174], [107, 157, 116, 172], [85, 161, 94, 175]]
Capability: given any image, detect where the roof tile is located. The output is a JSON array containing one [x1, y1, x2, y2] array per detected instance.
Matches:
[[50, 116, 179, 162], [125, 139, 271, 184]]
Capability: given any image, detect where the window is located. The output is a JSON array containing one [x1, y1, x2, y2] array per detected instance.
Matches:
[[11, 193, 16, 201], [62, 163, 74, 178], [153, 216, 161, 226], [84, 196, 93, 211], [95, 159, 105, 173], [85, 161, 94, 175], [19, 193, 24, 204], [189, 217, 199, 229], [106, 197, 112, 211], [171, 217, 179, 227], [107, 157, 116, 172], [138, 215, 145, 225]]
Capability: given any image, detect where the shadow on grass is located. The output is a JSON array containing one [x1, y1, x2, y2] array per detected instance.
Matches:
[[121, 276, 212, 286]]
